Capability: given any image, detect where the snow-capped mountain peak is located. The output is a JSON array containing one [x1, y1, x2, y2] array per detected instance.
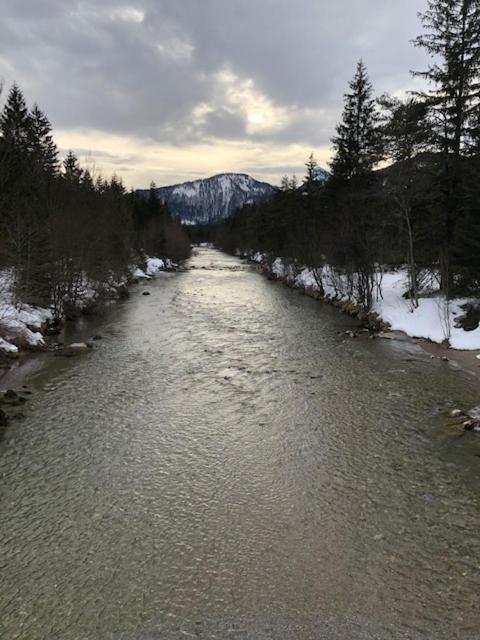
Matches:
[[138, 173, 276, 224]]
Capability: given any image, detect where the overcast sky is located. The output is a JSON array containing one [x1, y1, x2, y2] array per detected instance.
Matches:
[[0, 0, 429, 187]]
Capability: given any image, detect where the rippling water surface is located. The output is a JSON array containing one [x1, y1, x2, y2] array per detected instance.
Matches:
[[1, 248, 480, 639]]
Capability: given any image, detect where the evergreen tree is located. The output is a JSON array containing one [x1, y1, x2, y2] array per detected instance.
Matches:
[[413, 0, 480, 157], [28, 104, 59, 176], [330, 61, 382, 180], [0, 83, 30, 151], [63, 151, 83, 183], [303, 153, 318, 191], [412, 0, 480, 294]]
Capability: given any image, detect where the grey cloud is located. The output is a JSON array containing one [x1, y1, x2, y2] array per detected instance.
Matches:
[[0, 0, 429, 172]]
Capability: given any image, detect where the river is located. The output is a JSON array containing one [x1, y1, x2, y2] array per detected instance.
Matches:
[[1, 248, 480, 640]]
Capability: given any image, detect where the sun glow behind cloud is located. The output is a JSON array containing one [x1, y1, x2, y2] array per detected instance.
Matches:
[[214, 70, 291, 135]]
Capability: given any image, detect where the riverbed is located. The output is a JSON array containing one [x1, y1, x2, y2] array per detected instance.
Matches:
[[1, 248, 480, 639]]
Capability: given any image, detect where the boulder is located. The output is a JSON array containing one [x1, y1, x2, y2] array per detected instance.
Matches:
[[0, 319, 45, 351], [62, 342, 91, 355], [0, 390, 26, 406], [142, 291, 151, 296], [378, 332, 395, 340], [454, 303, 480, 332]]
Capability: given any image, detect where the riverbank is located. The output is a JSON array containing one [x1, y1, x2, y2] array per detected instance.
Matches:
[[0, 255, 180, 385], [248, 252, 480, 377]]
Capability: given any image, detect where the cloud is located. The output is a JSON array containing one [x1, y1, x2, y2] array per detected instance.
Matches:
[[0, 0, 429, 187]]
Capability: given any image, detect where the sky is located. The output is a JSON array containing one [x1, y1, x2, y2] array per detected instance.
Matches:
[[0, 0, 429, 188]]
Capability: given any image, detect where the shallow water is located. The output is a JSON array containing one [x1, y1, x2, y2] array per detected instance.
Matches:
[[1, 248, 480, 640]]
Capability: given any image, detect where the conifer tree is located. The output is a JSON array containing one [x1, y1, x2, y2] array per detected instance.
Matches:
[[413, 0, 480, 158], [0, 83, 30, 150], [28, 104, 59, 176], [412, 0, 480, 294], [330, 61, 382, 180], [63, 151, 83, 183]]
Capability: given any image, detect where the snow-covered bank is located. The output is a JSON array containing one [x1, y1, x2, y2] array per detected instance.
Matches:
[[0, 271, 52, 356], [0, 256, 173, 357], [251, 253, 480, 351], [373, 272, 480, 351], [131, 256, 178, 280]]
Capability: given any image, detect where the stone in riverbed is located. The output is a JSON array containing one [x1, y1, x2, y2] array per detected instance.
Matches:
[[60, 342, 92, 355], [0, 409, 9, 427], [68, 342, 88, 350], [0, 390, 26, 406], [142, 291, 151, 296]]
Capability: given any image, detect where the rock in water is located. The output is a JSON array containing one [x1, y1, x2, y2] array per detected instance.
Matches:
[[63, 342, 91, 354]]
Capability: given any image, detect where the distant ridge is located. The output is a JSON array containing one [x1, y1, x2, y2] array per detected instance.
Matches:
[[138, 173, 277, 225]]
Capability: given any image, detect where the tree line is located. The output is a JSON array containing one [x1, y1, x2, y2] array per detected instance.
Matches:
[[0, 85, 190, 319], [214, 0, 480, 309]]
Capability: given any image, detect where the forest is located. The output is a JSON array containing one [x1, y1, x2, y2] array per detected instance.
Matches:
[[212, 0, 480, 311], [0, 85, 190, 323]]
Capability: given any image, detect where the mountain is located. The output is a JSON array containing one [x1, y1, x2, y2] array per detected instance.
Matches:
[[138, 173, 277, 225], [313, 167, 330, 183]]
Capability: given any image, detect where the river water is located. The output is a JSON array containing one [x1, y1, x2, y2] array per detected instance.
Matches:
[[1, 248, 480, 640]]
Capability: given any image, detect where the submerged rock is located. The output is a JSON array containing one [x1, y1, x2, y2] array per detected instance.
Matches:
[[377, 332, 396, 340], [0, 390, 26, 407], [447, 408, 480, 433], [67, 342, 90, 351], [57, 342, 92, 356], [142, 291, 151, 296]]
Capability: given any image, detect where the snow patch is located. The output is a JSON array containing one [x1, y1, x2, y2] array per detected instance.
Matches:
[[252, 255, 480, 351]]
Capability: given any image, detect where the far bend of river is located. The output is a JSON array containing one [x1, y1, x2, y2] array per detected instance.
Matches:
[[1, 248, 480, 640]]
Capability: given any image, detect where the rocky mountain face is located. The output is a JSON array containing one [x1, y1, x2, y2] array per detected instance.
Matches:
[[313, 167, 330, 183], [138, 173, 277, 224]]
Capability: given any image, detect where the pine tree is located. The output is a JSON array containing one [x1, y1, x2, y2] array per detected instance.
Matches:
[[0, 83, 30, 150], [330, 61, 382, 180], [303, 152, 318, 185], [63, 151, 83, 183], [28, 104, 59, 176], [412, 0, 480, 294], [413, 0, 480, 156]]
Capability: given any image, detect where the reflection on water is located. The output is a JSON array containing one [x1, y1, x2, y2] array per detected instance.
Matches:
[[1, 249, 480, 639]]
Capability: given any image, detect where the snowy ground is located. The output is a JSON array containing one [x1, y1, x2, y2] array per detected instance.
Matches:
[[131, 257, 176, 280], [373, 272, 480, 351], [252, 253, 480, 351], [0, 270, 51, 355], [0, 256, 171, 356]]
